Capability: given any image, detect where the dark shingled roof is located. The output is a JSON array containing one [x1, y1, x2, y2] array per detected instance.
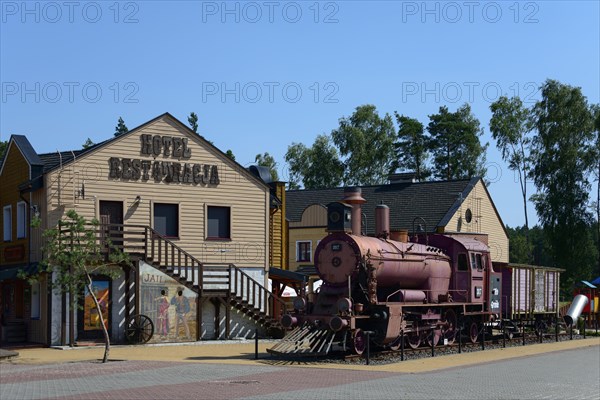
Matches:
[[37, 140, 108, 173], [286, 177, 480, 234], [7, 135, 44, 166]]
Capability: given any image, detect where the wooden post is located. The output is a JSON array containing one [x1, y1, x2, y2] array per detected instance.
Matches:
[[213, 298, 220, 339], [225, 296, 231, 339], [196, 296, 202, 341]]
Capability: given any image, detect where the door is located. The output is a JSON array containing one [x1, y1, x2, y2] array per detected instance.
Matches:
[[99, 201, 123, 250]]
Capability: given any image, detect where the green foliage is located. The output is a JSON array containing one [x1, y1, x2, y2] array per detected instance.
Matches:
[[427, 104, 488, 181], [0, 140, 7, 159], [114, 117, 129, 137], [82, 138, 95, 149], [255, 152, 279, 181], [331, 105, 396, 185], [188, 112, 199, 133], [392, 113, 430, 181], [225, 149, 236, 161], [41, 210, 129, 289], [490, 96, 533, 230], [506, 225, 553, 266], [285, 135, 344, 190], [530, 79, 598, 282], [20, 210, 131, 361]]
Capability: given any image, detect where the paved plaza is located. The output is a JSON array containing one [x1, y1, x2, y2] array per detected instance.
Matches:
[[1, 338, 598, 399]]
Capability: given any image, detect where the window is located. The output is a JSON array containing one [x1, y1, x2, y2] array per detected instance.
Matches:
[[457, 253, 468, 271], [476, 254, 483, 270], [17, 201, 27, 239], [297, 241, 312, 262], [207, 206, 230, 239], [3, 205, 11, 242], [153, 203, 179, 238], [470, 253, 483, 270]]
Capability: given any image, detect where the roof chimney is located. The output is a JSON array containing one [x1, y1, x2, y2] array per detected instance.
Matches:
[[342, 187, 366, 236], [388, 172, 418, 184]]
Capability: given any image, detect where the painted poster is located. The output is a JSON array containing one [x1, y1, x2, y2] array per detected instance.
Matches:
[[83, 280, 109, 331], [139, 263, 197, 343]]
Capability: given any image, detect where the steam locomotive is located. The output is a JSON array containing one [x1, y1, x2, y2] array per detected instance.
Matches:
[[269, 187, 510, 356]]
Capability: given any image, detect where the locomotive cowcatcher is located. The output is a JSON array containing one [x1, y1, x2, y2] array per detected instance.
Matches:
[[268, 187, 504, 356]]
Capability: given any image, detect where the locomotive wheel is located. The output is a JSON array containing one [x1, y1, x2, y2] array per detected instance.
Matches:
[[425, 329, 440, 347], [352, 329, 366, 355], [443, 309, 458, 345], [405, 331, 421, 349], [125, 314, 154, 344], [468, 321, 479, 344], [388, 335, 403, 351], [535, 319, 548, 337]]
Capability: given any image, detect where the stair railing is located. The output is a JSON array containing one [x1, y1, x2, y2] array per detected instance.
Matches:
[[60, 222, 286, 324]]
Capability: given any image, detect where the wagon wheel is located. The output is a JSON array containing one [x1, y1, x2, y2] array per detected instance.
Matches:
[[351, 329, 366, 355], [468, 321, 479, 343], [125, 314, 154, 344], [405, 331, 421, 349], [443, 309, 458, 345]]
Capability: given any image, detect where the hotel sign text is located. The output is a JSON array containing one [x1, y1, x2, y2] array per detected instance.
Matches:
[[108, 134, 220, 185]]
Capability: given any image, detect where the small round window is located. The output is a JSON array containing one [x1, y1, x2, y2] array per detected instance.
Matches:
[[465, 208, 473, 223]]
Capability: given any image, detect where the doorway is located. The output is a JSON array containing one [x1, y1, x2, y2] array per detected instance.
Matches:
[[99, 201, 123, 249]]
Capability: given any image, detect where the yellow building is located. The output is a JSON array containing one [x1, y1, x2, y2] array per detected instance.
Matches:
[[286, 174, 509, 272]]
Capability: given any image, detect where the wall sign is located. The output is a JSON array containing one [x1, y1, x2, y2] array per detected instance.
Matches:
[[108, 134, 220, 185]]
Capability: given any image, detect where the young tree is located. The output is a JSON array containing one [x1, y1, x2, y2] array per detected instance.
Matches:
[[285, 135, 344, 190], [591, 104, 600, 275], [114, 117, 129, 137], [331, 105, 396, 185], [392, 113, 430, 181], [225, 149, 236, 161], [82, 138, 95, 149], [188, 112, 199, 133], [255, 152, 279, 181], [24, 210, 130, 362], [489, 96, 533, 233], [0, 140, 7, 159], [427, 104, 488, 181], [530, 80, 597, 284]]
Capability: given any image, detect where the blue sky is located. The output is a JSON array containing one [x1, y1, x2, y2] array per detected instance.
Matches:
[[1, 0, 599, 228]]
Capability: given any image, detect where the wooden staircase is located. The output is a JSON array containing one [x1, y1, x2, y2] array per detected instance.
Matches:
[[79, 223, 287, 336]]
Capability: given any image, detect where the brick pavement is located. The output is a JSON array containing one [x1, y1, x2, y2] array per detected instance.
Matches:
[[1, 338, 599, 399]]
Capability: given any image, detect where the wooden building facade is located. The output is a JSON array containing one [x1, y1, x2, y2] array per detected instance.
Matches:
[[0, 113, 287, 346]]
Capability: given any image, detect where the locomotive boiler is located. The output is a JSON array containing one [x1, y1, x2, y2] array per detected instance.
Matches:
[[269, 187, 504, 356]]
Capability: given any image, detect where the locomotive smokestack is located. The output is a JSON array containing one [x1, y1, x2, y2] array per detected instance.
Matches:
[[375, 202, 390, 238], [343, 187, 366, 236]]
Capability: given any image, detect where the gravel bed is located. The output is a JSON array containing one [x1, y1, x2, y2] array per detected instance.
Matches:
[[316, 334, 589, 365]]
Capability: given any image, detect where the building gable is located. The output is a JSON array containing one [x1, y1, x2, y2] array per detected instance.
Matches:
[[444, 179, 509, 263]]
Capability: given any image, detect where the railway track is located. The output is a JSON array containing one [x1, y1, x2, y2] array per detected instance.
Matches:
[[341, 330, 588, 363]]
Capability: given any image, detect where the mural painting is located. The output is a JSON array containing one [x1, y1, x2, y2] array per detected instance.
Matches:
[[83, 280, 110, 331], [139, 263, 197, 342]]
